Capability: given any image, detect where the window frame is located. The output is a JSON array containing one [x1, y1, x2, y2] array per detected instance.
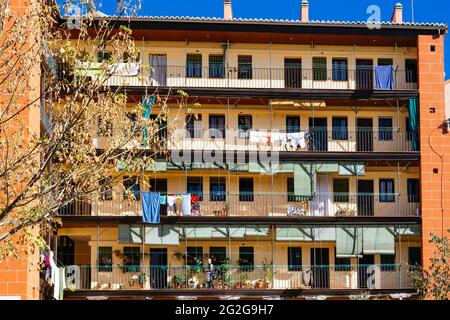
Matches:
[[332, 117, 348, 140], [209, 177, 226, 202], [380, 255, 396, 272], [186, 114, 202, 138], [238, 115, 253, 139], [239, 247, 254, 272], [313, 57, 327, 81], [98, 247, 113, 272], [332, 58, 348, 81], [405, 59, 418, 83], [187, 177, 203, 201], [123, 176, 140, 201], [186, 54, 202, 78], [333, 179, 350, 203], [334, 256, 352, 271], [186, 246, 204, 267], [286, 116, 301, 134], [378, 116, 393, 141], [287, 247, 302, 271], [238, 55, 253, 79], [208, 54, 225, 79], [122, 247, 141, 272], [208, 114, 226, 139], [407, 179, 420, 203], [239, 178, 254, 202], [379, 179, 395, 203]]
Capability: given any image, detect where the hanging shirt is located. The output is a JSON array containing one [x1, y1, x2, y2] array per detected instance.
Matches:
[[375, 65, 394, 90], [181, 194, 191, 216], [142, 192, 160, 223]]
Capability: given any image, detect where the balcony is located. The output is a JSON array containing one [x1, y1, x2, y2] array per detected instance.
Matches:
[[99, 66, 418, 91], [65, 264, 413, 291], [58, 192, 420, 218]]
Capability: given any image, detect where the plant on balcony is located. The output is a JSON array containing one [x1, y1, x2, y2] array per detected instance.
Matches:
[[262, 258, 273, 289], [172, 273, 186, 289], [335, 208, 356, 217]]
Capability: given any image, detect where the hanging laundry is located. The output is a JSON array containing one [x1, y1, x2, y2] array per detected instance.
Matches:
[[167, 195, 177, 216], [271, 132, 287, 144], [287, 132, 308, 149], [191, 195, 200, 205], [375, 65, 394, 90], [181, 193, 192, 216], [142, 192, 161, 223], [159, 195, 167, 205]]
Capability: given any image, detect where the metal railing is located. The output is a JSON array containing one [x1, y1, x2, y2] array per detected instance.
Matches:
[[164, 129, 419, 153], [100, 66, 418, 91], [65, 264, 413, 291], [58, 192, 420, 217]]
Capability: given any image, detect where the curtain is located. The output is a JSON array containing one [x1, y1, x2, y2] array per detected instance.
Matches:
[[310, 174, 332, 216], [408, 98, 419, 151], [150, 54, 167, 86]]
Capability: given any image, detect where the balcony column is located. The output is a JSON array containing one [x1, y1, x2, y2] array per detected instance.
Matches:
[[270, 99, 274, 216], [398, 224, 402, 287], [96, 224, 99, 284], [271, 225, 275, 289], [226, 98, 231, 204], [269, 42, 272, 89], [397, 161, 401, 216]]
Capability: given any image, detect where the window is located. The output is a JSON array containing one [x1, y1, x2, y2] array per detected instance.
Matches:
[[125, 113, 140, 138], [380, 255, 396, 271], [333, 179, 349, 203], [98, 247, 113, 272], [378, 58, 394, 66], [332, 58, 348, 81], [239, 178, 254, 202], [239, 247, 254, 271], [209, 115, 226, 138], [187, 177, 203, 201], [288, 247, 302, 271], [123, 176, 140, 201], [378, 117, 393, 141], [407, 179, 420, 203], [186, 114, 202, 138], [149, 114, 167, 141], [186, 247, 203, 266], [97, 50, 111, 62], [186, 54, 202, 78], [286, 116, 300, 133], [408, 247, 421, 271], [122, 247, 140, 272], [99, 178, 113, 201], [209, 247, 227, 265], [238, 55, 253, 79], [209, 54, 225, 79], [335, 257, 351, 271], [379, 179, 395, 203], [210, 177, 226, 201], [97, 116, 113, 137], [332, 117, 348, 140], [238, 115, 252, 139], [313, 57, 327, 81], [405, 59, 418, 83], [287, 177, 305, 202], [405, 117, 412, 141]]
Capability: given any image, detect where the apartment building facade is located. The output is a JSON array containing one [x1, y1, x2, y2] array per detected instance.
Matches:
[[2, 0, 449, 300]]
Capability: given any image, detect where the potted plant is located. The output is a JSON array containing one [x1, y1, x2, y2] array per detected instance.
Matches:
[[239, 273, 249, 288], [223, 202, 230, 216], [172, 273, 185, 289], [262, 258, 273, 289]]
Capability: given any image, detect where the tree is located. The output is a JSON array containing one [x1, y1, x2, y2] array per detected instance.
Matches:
[[0, 0, 195, 259], [409, 229, 450, 300]]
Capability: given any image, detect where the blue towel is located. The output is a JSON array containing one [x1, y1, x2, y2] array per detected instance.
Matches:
[[375, 65, 394, 90], [181, 193, 191, 216], [160, 195, 167, 205], [142, 192, 160, 223]]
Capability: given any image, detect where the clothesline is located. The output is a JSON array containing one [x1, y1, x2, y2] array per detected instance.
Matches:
[[249, 130, 310, 149]]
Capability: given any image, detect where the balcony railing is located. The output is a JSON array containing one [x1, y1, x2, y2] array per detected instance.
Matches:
[[65, 264, 413, 291], [58, 192, 421, 217], [99, 66, 418, 91], [94, 129, 419, 153], [164, 129, 418, 153]]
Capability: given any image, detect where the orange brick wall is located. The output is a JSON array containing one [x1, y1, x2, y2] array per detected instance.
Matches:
[[417, 34, 450, 268], [0, 0, 42, 300]]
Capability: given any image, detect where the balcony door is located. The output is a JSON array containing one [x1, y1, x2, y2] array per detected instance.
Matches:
[[284, 58, 302, 88], [357, 180, 374, 216], [150, 248, 168, 289], [356, 118, 373, 152], [310, 248, 330, 288], [356, 59, 373, 90], [309, 118, 328, 151], [358, 255, 375, 289], [149, 54, 167, 86], [150, 179, 168, 216]]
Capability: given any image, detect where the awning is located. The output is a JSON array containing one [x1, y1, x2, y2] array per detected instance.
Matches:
[[145, 226, 180, 245], [362, 226, 395, 255], [294, 163, 316, 197], [338, 163, 365, 176], [336, 227, 363, 257], [312, 227, 336, 241], [117, 160, 167, 172], [118, 224, 142, 243], [184, 226, 229, 239], [276, 226, 313, 241]]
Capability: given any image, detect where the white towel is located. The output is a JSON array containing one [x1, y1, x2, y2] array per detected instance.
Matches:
[[287, 132, 307, 149], [167, 196, 177, 207], [272, 132, 287, 144]]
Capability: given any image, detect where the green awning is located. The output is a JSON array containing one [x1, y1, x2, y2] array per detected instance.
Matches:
[[294, 163, 315, 196], [117, 160, 167, 172], [118, 224, 142, 243], [336, 227, 363, 257], [276, 226, 313, 241], [396, 226, 421, 236], [144, 226, 180, 245], [317, 163, 339, 173], [228, 163, 250, 172], [184, 226, 229, 239], [312, 227, 336, 241], [338, 163, 365, 176], [362, 226, 395, 255]]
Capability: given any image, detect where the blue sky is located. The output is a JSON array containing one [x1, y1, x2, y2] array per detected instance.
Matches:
[[67, 0, 450, 78]]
